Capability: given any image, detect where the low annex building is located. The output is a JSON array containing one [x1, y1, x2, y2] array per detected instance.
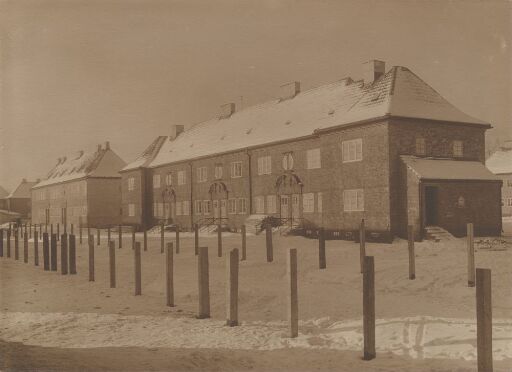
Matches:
[[121, 60, 502, 240], [6, 179, 38, 219], [31, 142, 126, 228], [486, 140, 512, 217]]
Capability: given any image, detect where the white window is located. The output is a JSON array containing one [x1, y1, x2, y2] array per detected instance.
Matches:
[[508, 198, 512, 207], [317, 192, 323, 213], [203, 200, 211, 215], [157, 203, 164, 217], [343, 189, 364, 211], [165, 173, 172, 186], [197, 167, 207, 183], [228, 198, 237, 214], [303, 193, 315, 213], [128, 177, 135, 191], [257, 156, 272, 175], [194, 200, 203, 214], [153, 174, 161, 189], [176, 201, 182, 216], [453, 140, 463, 157], [177, 170, 186, 185], [282, 152, 294, 170], [214, 165, 223, 180], [182, 201, 190, 215], [153, 202, 157, 217], [231, 161, 242, 178], [237, 198, 247, 214], [254, 196, 265, 214], [416, 138, 426, 156], [266, 195, 277, 214], [342, 138, 363, 162], [306, 148, 321, 169]]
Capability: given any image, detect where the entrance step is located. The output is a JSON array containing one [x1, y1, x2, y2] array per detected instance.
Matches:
[[244, 214, 270, 235], [424, 226, 454, 242]]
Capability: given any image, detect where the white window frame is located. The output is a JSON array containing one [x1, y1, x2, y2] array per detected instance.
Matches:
[[176, 201, 182, 216], [182, 201, 190, 215], [197, 167, 207, 183], [266, 195, 277, 214], [415, 137, 426, 156], [194, 200, 203, 215], [507, 198, 512, 207], [254, 196, 265, 214], [343, 189, 364, 212], [342, 138, 363, 163], [453, 140, 463, 157], [153, 174, 161, 189], [214, 165, 223, 180], [317, 192, 323, 213], [127, 177, 135, 191], [128, 204, 135, 217], [165, 173, 172, 186], [282, 152, 294, 170], [257, 156, 272, 175], [237, 198, 247, 214], [231, 161, 242, 178], [203, 200, 211, 215], [177, 170, 186, 185], [157, 202, 164, 217], [228, 198, 237, 214], [302, 193, 315, 213], [306, 148, 321, 169]]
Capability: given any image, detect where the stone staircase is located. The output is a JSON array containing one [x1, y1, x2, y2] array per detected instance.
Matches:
[[244, 214, 269, 235], [424, 226, 454, 242]]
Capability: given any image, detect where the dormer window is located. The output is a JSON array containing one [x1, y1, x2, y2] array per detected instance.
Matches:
[[415, 137, 426, 156]]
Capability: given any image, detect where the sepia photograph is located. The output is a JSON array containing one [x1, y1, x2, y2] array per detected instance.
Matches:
[[0, 0, 511, 371]]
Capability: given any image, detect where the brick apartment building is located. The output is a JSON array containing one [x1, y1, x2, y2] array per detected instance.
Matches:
[[6, 179, 38, 219], [32, 142, 126, 228], [121, 61, 502, 240], [486, 140, 512, 217]]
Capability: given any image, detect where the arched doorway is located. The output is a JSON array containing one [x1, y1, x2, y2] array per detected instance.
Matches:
[[275, 172, 303, 227], [162, 186, 176, 224], [209, 181, 229, 224]]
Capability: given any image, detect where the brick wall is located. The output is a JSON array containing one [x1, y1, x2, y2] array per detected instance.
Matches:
[[86, 178, 122, 227]]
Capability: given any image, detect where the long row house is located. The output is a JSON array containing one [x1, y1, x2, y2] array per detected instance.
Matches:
[[120, 61, 502, 241]]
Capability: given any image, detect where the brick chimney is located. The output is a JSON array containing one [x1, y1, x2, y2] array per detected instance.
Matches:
[[363, 60, 385, 85], [97, 144, 102, 152], [219, 103, 236, 119], [104, 141, 110, 150], [170, 125, 185, 140], [280, 81, 300, 101]]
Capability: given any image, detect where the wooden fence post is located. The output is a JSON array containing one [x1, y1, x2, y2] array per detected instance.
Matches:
[[0, 229, 3, 257], [476, 268, 492, 372], [360, 219, 366, 274], [226, 248, 239, 326], [197, 246, 210, 318], [29, 223, 32, 239], [14, 230, 19, 260], [319, 228, 326, 269], [363, 256, 376, 361], [50, 223, 53, 237], [69, 234, 76, 274], [50, 233, 57, 271], [132, 226, 136, 249], [166, 242, 174, 307], [97, 228, 100, 246], [160, 222, 165, 254], [288, 248, 298, 338], [57, 223, 60, 241], [109, 241, 116, 288], [194, 224, 199, 255], [88, 235, 95, 281], [175, 225, 180, 254], [23, 230, 29, 263], [61, 234, 68, 275], [43, 233, 49, 270], [217, 224, 222, 257], [118, 225, 122, 249], [134, 242, 142, 295], [408, 225, 416, 280], [79, 217, 82, 245], [6, 229, 10, 258], [70, 223, 74, 235], [34, 231, 39, 266], [467, 223, 475, 287], [143, 228, 147, 252], [241, 225, 246, 261], [107, 227, 111, 244], [266, 224, 273, 263]]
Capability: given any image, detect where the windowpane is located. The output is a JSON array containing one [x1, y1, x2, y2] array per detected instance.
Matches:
[[307, 148, 321, 169], [342, 139, 363, 162]]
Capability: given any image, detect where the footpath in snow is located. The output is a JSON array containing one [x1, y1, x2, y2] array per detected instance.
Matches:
[[0, 311, 511, 361]]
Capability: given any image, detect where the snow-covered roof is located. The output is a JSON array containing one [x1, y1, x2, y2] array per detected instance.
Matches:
[[401, 156, 500, 181], [34, 144, 126, 189], [131, 65, 489, 169], [0, 186, 9, 199], [122, 136, 167, 171], [7, 180, 38, 199], [486, 147, 512, 175]]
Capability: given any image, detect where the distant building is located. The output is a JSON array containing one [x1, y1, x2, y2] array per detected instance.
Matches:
[[31, 142, 126, 228], [0, 185, 9, 210], [122, 61, 502, 240], [486, 140, 512, 216], [6, 179, 38, 219]]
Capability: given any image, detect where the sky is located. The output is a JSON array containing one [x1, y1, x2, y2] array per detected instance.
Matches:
[[0, 0, 510, 192]]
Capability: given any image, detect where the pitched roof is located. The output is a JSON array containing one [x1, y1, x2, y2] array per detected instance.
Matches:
[[34, 144, 126, 188], [0, 186, 9, 199], [401, 156, 500, 182], [486, 146, 512, 174], [126, 65, 489, 169], [7, 180, 38, 198], [122, 136, 167, 171]]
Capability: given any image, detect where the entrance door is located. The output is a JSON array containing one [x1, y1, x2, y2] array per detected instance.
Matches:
[[213, 200, 220, 219], [425, 186, 438, 226], [291, 194, 300, 223], [280, 195, 289, 219], [220, 199, 227, 219]]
